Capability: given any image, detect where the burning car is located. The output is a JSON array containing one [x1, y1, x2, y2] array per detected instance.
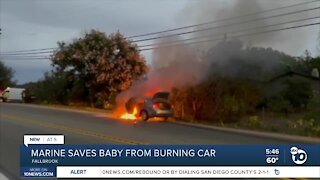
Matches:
[[124, 92, 174, 121]]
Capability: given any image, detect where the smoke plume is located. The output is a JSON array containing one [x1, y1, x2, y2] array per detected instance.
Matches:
[[114, 0, 318, 116]]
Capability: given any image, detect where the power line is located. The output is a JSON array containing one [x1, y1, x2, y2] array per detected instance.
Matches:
[[0, 55, 51, 58], [2, 19, 320, 59], [2, 21, 319, 60], [3, 4, 320, 56], [139, 22, 320, 51], [132, 6, 320, 43], [0, 55, 50, 58], [0, 57, 50, 60], [138, 15, 320, 48], [0, 50, 54, 56], [1, 48, 56, 53], [3, 15, 319, 57], [3, 14, 320, 57], [127, 0, 320, 38], [1, 0, 319, 54]]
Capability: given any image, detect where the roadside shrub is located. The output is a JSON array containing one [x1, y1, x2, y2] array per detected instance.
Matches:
[[171, 78, 262, 123], [246, 116, 261, 128], [288, 118, 320, 137], [268, 96, 292, 115], [282, 79, 313, 109]]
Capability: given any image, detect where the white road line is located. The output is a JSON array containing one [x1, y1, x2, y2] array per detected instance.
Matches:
[[94, 113, 114, 118], [0, 172, 10, 180], [94, 114, 109, 117]]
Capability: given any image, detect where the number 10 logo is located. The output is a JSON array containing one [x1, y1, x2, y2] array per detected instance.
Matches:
[[290, 146, 308, 165]]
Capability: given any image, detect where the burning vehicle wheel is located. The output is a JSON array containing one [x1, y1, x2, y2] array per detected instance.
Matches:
[[140, 110, 149, 121]]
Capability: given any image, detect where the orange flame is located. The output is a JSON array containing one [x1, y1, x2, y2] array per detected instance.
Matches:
[[120, 107, 138, 120]]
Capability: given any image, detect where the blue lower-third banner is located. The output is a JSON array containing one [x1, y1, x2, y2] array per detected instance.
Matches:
[[20, 144, 320, 178]]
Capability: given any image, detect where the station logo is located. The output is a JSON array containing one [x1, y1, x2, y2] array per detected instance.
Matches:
[[290, 146, 308, 165]]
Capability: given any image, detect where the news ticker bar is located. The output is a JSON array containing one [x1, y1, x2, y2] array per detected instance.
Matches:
[[20, 144, 320, 178], [55, 166, 320, 178], [21, 145, 320, 166]]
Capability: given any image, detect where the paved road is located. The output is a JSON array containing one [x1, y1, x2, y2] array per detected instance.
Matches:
[[0, 103, 313, 179]]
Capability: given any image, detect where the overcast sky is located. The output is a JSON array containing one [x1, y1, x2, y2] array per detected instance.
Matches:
[[0, 0, 319, 84]]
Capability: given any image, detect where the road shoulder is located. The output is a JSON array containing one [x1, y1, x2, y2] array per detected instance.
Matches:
[[12, 103, 320, 144], [170, 120, 320, 144]]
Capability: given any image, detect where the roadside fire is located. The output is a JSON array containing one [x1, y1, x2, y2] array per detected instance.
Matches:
[[114, 55, 202, 121], [120, 107, 138, 120]]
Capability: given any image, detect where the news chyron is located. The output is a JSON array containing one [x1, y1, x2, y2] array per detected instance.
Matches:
[[20, 135, 320, 179]]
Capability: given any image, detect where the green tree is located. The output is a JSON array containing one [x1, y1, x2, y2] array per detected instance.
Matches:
[[51, 30, 148, 107], [0, 60, 15, 88], [206, 40, 295, 80], [25, 71, 71, 104], [292, 50, 320, 75]]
